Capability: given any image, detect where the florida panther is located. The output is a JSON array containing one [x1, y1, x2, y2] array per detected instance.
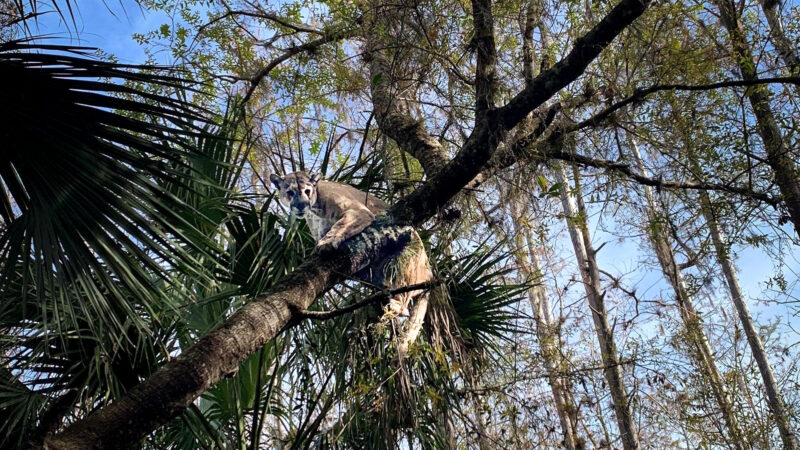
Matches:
[[270, 171, 432, 317]]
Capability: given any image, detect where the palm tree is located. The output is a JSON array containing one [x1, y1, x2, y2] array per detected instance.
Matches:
[[0, 29, 227, 446], [0, 31, 528, 448]]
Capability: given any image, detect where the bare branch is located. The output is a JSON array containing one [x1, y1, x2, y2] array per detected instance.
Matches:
[[297, 280, 441, 320], [544, 146, 780, 206], [575, 76, 800, 131], [198, 8, 324, 36], [243, 22, 360, 103]]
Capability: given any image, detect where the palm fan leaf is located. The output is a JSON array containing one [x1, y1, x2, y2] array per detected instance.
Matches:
[[0, 39, 219, 340], [438, 244, 527, 350]]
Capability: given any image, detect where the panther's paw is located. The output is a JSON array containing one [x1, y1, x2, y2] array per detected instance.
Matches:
[[315, 236, 342, 255]]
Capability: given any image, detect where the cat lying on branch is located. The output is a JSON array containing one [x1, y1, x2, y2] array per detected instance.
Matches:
[[270, 171, 433, 317]]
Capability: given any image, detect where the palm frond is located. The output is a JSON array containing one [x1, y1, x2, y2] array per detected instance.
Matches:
[[438, 244, 528, 350], [0, 39, 220, 341]]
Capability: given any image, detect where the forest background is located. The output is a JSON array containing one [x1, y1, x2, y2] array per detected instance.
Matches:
[[2, 0, 800, 448]]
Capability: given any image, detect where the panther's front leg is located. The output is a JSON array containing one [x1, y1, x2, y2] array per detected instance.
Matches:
[[315, 208, 375, 253]]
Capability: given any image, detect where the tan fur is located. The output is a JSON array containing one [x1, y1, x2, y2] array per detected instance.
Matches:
[[271, 171, 432, 316]]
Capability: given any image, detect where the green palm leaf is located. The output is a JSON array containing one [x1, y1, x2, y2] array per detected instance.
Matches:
[[439, 244, 527, 349], [0, 38, 218, 341]]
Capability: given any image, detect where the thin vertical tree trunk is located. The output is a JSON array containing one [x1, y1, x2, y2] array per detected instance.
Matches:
[[714, 0, 800, 240], [758, 0, 800, 75], [513, 10, 582, 444], [468, 374, 492, 449], [627, 137, 747, 449], [708, 4, 800, 446], [555, 161, 639, 450], [695, 177, 799, 449], [509, 197, 582, 449]]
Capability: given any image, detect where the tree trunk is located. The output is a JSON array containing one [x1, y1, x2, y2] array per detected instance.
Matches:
[[555, 161, 639, 450], [509, 197, 582, 449], [758, 0, 800, 76], [627, 137, 747, 449], [697, 187, 799, 449], [714, 0, 800, 240], [709, 5, 800, 446]]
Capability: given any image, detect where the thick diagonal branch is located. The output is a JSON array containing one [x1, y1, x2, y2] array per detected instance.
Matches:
[[46, 0, 651, 446], [498, 0, 651, 130], [45, 224, 414, 449]]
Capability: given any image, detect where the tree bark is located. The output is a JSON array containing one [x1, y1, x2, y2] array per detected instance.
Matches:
[[366, 45, 449, 177], [714, 0, 800, 240], [627, 137, 747, 449], [555, 160, 639, 450], [694, 176, 799, 449], [45, 0, 652, 445], [758, 0, 800, 76], [509, 197, 582, 450]]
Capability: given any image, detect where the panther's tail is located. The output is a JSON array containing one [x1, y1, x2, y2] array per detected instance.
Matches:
[[384, 229, 433, 357]]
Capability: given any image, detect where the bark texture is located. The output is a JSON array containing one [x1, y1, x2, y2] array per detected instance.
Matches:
[[715, 0, 800, 240], [367, 47, 449, 177], [555, 162, 639, 450]]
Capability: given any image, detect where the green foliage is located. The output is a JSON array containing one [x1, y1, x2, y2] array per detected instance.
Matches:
[[0, 39, 224, 343]]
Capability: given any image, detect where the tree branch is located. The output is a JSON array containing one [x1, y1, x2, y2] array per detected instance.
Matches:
[[243, 22, 360, 103], [366, 42, 450, 177], [498, 0, 652, 130], [297, 280, 440, 320], [45, 224, 416, 449], [471, 0, 498, 116], [575, 76, 800, 131], [199, 8, 324, 36], [520, 0, 539, 86], [46, 0, 652, 445], [544, 145, 780, 205], [390, 0, 652, 225]]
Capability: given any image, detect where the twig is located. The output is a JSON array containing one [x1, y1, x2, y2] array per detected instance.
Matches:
[[297, 280, 441, 320], [575, 76, 800, 131]]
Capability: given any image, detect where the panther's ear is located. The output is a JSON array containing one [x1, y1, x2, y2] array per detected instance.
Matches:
[[269, 173, 283, 190], [309, 172, 321, 185]]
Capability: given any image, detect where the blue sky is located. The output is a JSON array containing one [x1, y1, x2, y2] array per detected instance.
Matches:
[[27, 0, 167, 63], [26, 0, 800, 345]]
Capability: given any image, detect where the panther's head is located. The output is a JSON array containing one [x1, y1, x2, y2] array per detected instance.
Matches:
[[270, 171, 321, 218]]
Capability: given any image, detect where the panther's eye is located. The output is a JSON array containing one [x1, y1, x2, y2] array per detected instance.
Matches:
[[305, 189, 311, 196]]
